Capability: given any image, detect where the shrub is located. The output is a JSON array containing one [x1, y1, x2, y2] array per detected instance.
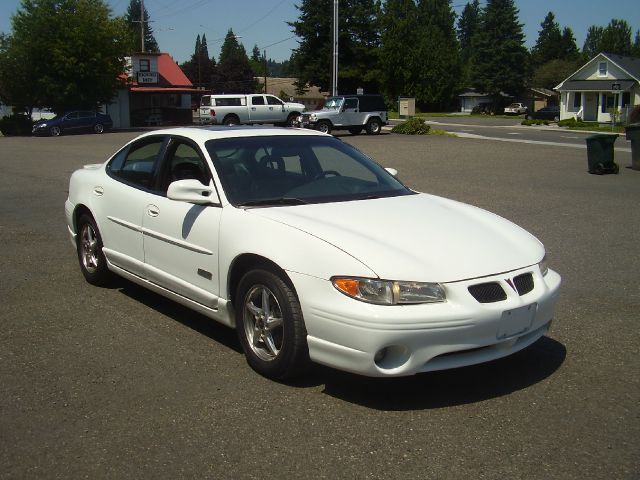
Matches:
[[0, 114, 32, 136], [391, 117, 430, 135], [558, 118, 586, 128]]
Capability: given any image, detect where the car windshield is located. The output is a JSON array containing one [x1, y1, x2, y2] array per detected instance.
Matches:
[[206, 135, 413, 207], [507, 103, 519, 108], [322, 97, 344, 110]]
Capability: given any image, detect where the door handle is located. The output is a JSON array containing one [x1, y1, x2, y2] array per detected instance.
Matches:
[[93, 186, 104, 196], [251, 107, 256, 111], [146, 205, 159, 217]]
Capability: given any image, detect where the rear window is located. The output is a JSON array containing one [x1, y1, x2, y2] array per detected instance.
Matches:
[[357, 95, 386, 112], [214, 97, 244, 107]]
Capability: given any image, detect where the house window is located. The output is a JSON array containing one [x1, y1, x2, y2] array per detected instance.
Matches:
[[573, 92, 581, 109], [602, 93, 619, 113], [622, 92, 631, 107], [139, 59, 150, 72], [598, 62, 607, 77]]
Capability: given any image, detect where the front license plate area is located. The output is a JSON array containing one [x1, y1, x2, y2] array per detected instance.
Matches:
[[497, 303, 537, 339]]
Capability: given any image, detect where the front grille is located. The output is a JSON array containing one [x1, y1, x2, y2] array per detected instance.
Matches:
[[301, 113, 310, 122], [513, 272, 534, 295], [468, 282, 507, 303]]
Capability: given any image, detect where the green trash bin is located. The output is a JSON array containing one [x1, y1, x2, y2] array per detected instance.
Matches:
[[625, 124, 640, 170], [585, 134, 619, 174]]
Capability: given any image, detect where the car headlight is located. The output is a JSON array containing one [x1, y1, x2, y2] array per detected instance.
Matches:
[[38, 123, 47, 128], [538, 255, 549, 276], [331, 277, 446, 305], [310, 113, 317, 121]]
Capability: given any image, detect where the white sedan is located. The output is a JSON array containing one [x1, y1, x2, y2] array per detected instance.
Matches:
[[65, 127, 561, 380]]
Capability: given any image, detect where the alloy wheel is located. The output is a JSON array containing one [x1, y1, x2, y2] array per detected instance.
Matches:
[[243, 285, 284, 361]]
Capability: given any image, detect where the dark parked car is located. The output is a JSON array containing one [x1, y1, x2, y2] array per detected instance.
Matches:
[[525, 106, 560, 122], [32, 111, 113, 136]]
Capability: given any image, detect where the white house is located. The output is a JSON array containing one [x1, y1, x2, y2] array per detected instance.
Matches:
[[555, 52, 639, 123]]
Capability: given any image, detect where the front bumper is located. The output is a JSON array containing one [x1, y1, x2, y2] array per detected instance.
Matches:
[[289, 265, 561, 377]]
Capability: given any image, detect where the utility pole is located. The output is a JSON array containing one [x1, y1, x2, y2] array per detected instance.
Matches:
[[264, 49, 268, 94], [140, 0, 145, 52], [332, 0, 338, 96]]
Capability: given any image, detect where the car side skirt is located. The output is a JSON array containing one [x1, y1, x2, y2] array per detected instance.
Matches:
[[106, 260, 236, 328]]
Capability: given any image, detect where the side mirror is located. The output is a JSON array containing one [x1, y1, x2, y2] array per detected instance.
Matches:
[[385, 167, 398, 177], [167, 179, 220, 205]]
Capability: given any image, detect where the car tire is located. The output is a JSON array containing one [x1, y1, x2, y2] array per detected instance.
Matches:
[[236, 268, 309, 380], [348, 127, 363, 135], [93, 123, 104, 134], [50, 126, 61, 136], [286, 113, 298, 127], [553, 116, 560, 122], [76, 214, 113, 286], [365, 118, 382, 135], [316, 121, 332, 135], [223, 115, 240, 126]]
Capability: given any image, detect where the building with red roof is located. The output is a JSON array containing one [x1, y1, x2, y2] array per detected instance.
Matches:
[[106, 52, 200, 128]]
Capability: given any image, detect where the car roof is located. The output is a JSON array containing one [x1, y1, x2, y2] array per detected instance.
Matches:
[[135, 126, 329, 143]]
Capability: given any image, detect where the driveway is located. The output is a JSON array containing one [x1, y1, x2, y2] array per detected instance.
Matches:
[[1, 131, 638, 479]]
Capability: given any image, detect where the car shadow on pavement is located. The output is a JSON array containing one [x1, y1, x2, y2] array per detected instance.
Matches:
[[309, 337, 566, 410], [113, 277, 566, 410], [116, 279, 243, 354]]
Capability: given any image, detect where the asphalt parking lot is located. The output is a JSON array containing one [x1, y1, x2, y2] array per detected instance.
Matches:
[[1, 129, 638, 479]]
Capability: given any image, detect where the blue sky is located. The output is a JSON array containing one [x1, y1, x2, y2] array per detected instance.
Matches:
[[1, 0, 639, 64]]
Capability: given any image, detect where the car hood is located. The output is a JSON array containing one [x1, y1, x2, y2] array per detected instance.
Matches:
[[248, 193, 544, 283]]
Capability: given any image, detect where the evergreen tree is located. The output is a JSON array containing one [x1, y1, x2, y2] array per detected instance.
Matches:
[[560, 27, 580, 61], [600, 19, 632, 55], [470, 0, 528, 98], [457, 0, 480, 62], [288, 0, 381, 95], [582, 20, 634, 58], [633, 31, 640, 57], [249, 44, 266, 77], [215, 29, 256, 93], [412, 0, 461, 110], [125, 0, 159, 52], [379, 0, 418, 101], [582, 26, 604, 59], [530, 12, 564, 67], [180, 33, 216, 88]]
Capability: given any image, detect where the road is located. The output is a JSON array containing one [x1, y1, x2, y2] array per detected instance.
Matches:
[[392, 115, 631, 151], [1, 129, 638, 479]]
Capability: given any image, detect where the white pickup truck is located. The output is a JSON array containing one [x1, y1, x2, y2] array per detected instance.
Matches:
[[198, 94, 305, 127]]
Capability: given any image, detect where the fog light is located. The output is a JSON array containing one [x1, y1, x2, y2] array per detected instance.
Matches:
[[374, 347, 388, 363], [373, 345, 410, 370]]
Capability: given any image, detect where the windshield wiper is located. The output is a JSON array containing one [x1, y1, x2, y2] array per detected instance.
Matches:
[[238, 197, 309, 207]]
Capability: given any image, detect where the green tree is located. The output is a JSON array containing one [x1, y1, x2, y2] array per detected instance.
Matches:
[[530, 12, 564, 67], [181, 33, 217, 88], [582, 25, 604, 59], [412, 0, 461, 110], [560, 27, 580, 61], [0, 0, 130, 114], [125, 0, 159, 52], [457, 0, 480, 63], [470, 0, 528, 98], [531, 58, 581, 90], [215, 29, 256, 93], [379, 0, 418, 102], [288, 0, 381, 95], [582, 20, 634, 58], [600, 19, 632, 55], [633, 30, 640, 57]]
